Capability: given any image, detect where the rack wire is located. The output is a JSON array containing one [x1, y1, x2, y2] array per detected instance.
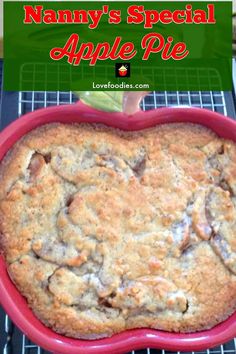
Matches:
[[3, 312, 236, 354], [19, 62, 223, 92], [1, 90, 235, 354], [18, 90, 227, 115]]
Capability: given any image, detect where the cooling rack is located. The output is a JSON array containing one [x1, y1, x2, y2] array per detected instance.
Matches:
[[0, 89, 236, 354], [18, 90, 228, 115], [19, 62, 224, 92]]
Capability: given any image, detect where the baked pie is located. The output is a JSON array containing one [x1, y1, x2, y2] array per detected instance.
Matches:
[[0, 123, 235, 339]]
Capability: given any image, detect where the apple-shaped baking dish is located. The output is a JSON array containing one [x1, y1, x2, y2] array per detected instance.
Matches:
[[0, 101, 236, 354]]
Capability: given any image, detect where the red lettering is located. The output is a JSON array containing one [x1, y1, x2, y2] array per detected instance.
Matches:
[[88, 10, 103, 29], [109, 37, 123, 59], [144, 10, 159, 28], [185, 5, 193, 24], [193, 10, 207, 24], [141, 33, 165, 60], [159, 10, 172, 24], [73, 10, 89, 24], [119, 42, 136, 60], [57, 10, 73, 23], [109, 10, 121, 24], [171, 43, 189, 60], [44, 10, 57, 24], [162, 36, 174, 59], [50, 34, 137, 66], [24, 5, 42, 23], [108, 38, 136, 61], [90, 43, 110, 64], [103, 5, 109, 14], [74, 43, 94, 65], [141, 33, 189, 61], [127, 5, 144, 24], [50, 33, 81, 65], [207, 4, 216, 24], [172, 10, 185, 24]]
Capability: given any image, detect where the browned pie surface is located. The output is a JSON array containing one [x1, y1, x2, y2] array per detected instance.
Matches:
[[0, 123, 236, 339]]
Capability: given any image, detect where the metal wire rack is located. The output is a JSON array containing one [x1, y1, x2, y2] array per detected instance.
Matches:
[[18, 90, 227, 115], [19, 62, 223, 92], [1, 89, 235, 354]]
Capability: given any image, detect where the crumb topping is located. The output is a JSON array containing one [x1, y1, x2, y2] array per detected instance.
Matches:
[[0, 123, 236, 339]]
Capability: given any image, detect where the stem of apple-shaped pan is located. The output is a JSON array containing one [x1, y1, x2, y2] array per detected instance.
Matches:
[[122, 91, 150, 115]]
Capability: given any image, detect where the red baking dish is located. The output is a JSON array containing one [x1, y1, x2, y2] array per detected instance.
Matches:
[[0, 101, 236, 354]]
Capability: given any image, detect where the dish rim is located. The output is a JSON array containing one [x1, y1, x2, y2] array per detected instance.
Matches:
[[0, 102, 236, 354]]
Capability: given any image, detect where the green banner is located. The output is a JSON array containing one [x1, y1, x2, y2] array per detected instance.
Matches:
[[4, 1, 232, 91]]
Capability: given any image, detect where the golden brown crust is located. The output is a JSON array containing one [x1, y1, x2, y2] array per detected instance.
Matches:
[[0, 122, 236, 339]]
